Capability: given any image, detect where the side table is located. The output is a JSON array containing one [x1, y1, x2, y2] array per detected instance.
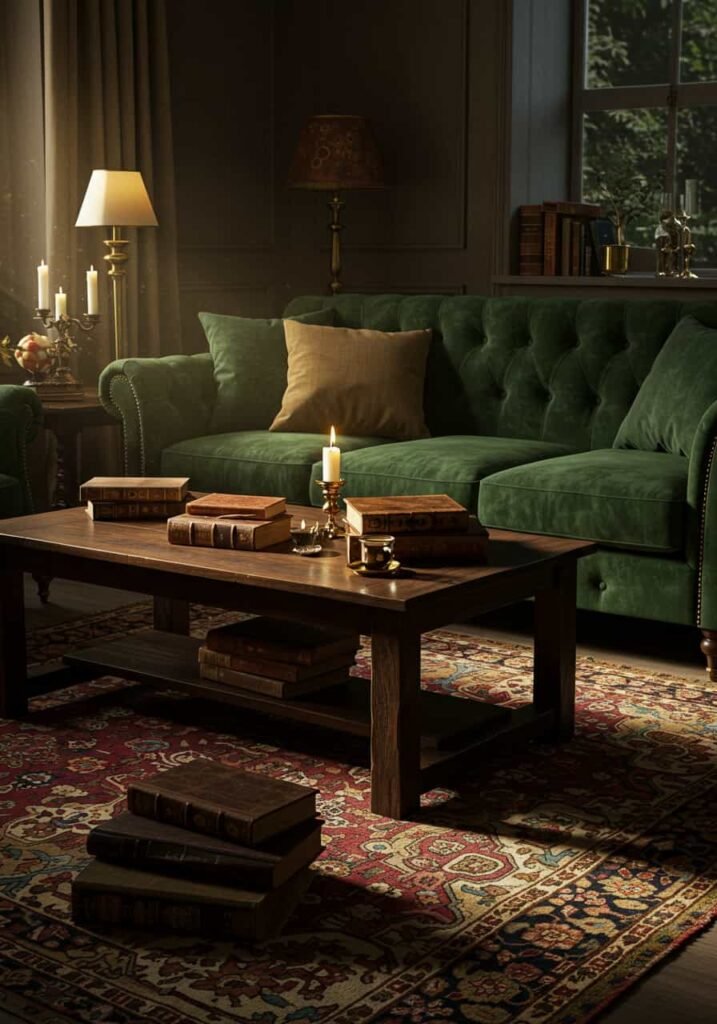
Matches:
[[35, 389, 117, 602], [41, 388, 116, 509]]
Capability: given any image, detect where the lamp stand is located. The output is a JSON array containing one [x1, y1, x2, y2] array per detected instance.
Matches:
[[327, 192, 345, 295], [103, 225, 129, 361]]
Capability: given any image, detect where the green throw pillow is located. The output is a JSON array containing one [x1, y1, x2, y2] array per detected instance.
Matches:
[[613, 315, 717, 458], [200, 307, 336, 434]]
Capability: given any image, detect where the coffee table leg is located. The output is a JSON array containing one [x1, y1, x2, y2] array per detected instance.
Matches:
[[153, 597, 190, 635], [534, 561, 577, 741], [370, 629, 421, 818], [0, 565, 28, 717]]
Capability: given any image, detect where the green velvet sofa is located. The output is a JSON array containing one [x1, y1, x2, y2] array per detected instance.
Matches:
[[0, 384, 42, 517], [98, 294, 717, 677]]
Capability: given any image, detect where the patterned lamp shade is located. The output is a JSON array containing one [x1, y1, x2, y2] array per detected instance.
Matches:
[[288, 115, 384, 191]]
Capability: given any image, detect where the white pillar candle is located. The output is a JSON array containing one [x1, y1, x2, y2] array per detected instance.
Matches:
[[86, 265, 98, 314], [37, 260, 49, 309], [684, 179, 699, 216], [55, 286, 67, 319], [322, 426, 341, 481]]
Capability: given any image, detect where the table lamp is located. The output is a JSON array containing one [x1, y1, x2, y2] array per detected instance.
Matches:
[[75, 170, 158, 361], [288, 115, 384, 294]]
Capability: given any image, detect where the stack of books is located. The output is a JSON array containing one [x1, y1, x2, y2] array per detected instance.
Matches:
[[72, 761, 322, 941], [344, 494, 489, 565], [199, 616, 361, 698], [167, 493, 291, 550], [80, 476, 190, 520], [518, 201, 610, 277]]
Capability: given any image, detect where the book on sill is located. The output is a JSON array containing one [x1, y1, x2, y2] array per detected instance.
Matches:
[[71, 860, 312, 941], [86, 811, 323, 889], [205, 617, 360, 666], [185, 493, 286, 520], [86, 499, 187, 521], [167, 513, 291, 551], [346, 517, 488, 564], [80, 477, 190, 502], [344, 494, 470, 535], [126, 760, 317, 846], [198, 651, 352, 699], [199, 644, 356, 683]]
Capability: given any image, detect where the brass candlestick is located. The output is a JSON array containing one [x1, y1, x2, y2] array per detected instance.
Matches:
[[315, 479, 346, 538], [679, 210, 698, 279]]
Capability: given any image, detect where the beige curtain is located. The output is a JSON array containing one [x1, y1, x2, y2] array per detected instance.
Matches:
[[43, 0, 181, 367]]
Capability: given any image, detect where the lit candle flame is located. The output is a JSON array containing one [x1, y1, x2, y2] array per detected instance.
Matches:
[[329, 425, 336, 447]]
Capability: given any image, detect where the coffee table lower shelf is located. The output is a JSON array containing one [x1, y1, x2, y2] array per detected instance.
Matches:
[[63, 630, 555, 792]]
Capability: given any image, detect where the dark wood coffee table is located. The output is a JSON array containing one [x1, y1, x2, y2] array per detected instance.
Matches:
[[0, 506, 594, 818]]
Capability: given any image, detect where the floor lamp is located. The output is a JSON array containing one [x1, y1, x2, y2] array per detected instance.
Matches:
[[288, 115, 384, 294], [75, 170, 158, 362]]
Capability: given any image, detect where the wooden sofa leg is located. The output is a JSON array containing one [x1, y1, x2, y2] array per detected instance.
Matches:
[[700, 630, 717, 683]]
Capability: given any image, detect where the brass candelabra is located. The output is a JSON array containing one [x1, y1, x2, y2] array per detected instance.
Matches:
[[315, 479, 346, 538], [31, 308, 99, 399]]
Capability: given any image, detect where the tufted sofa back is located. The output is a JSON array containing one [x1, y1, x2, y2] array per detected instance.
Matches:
[[283, 294, 717, 450]]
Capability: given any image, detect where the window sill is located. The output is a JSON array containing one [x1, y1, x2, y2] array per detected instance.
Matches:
[[493, 274, 717, 288]]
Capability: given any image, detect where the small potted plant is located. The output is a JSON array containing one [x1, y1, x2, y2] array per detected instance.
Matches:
[[588, 157, 656, 274]]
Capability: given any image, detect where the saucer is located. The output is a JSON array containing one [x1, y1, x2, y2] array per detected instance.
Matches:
[[348, 559, 402, 578]]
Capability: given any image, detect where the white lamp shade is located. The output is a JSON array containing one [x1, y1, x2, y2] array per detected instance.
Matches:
[[75, 170, 158, 227]]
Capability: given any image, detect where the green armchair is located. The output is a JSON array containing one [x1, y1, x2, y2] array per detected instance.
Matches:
[[0, 384, 42, 517]]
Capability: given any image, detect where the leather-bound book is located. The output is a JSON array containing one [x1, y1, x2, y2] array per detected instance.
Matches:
[[86, 499, 186, 521], [346, 517, 488, 564], [518, 204, 544, 276], [198, 653, 351, 698], [87, 812, 322, 889], [199, 645, 355, 683], [167, 513, 291, 550], [80, 477, 189, 502], [185, 493, 286, 519], [205, 617, 360, 666], [126, 761, 317, 846], [71, 860, 312, 941], [344, 494, 469, 535]]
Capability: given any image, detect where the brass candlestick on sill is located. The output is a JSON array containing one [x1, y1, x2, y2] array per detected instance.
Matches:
[[315, 479, 346, 538]]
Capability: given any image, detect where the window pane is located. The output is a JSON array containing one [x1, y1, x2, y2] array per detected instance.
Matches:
[[582, 108, 668, 246], [587, 0, 672, 88], [681, 0, 717, 82], [676, 106, 717, 264]]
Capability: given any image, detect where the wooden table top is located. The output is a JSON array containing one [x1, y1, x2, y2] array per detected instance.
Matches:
[[0, 505, 595, 614]]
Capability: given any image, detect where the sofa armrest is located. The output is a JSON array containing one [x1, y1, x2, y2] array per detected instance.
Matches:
[[99, 354, 216, 475], [689, 399, 717, 630], [0, 384, 43, 512]]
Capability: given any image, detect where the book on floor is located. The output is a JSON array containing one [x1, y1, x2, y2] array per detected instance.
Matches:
[[346, 516, 488, 564], [86, 811, 323, 889], [198, 651, 351, 698], [126, 760, 317, 846], [344, 494, 470, 535], [80, 477, 189, 502], [205, 617, 360, 666], [185, 493, 287, 520], [167, 513, 291, 550], [71, 859, 312, 941]]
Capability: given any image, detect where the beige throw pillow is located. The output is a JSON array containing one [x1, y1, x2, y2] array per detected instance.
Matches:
[[269, 322, 432, 440]]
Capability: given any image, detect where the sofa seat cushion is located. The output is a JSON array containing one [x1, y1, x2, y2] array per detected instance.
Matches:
[[311, 435, 574, 511], [160, 431, 388, 505], [479, 449, 688, 553], [0, 474, 23, 518]]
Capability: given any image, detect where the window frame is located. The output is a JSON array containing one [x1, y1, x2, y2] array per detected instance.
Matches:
[[571, 0, 717, 203]]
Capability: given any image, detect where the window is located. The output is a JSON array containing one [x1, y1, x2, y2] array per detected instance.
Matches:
[[573, 0, 717, 265]]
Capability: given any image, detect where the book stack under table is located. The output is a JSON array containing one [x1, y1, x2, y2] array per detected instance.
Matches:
[[80, 476, 190, 520], [199, 617, 361, 698], [344, 494, 488, 565], [72, 761, 322, 941]]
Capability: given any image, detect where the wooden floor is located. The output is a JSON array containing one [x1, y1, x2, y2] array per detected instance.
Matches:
[[17, 576, 717, 1024]]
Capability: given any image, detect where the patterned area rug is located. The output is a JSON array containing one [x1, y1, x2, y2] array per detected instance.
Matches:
[[0, 603, 715, 1024]]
